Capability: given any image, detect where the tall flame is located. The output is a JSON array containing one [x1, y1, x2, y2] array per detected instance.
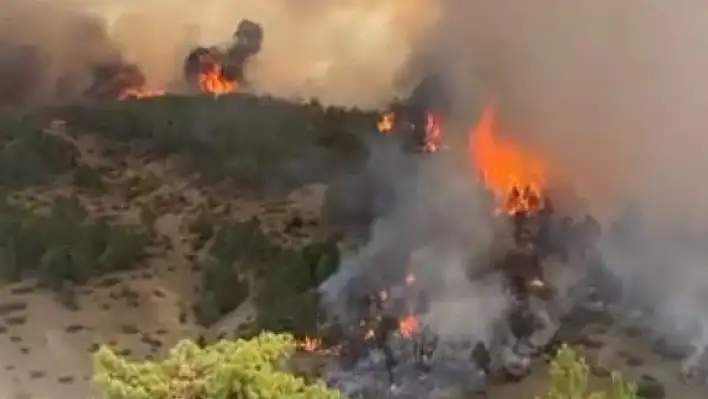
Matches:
[[470, 104, 547, 214], [198, 63, 237, 95]]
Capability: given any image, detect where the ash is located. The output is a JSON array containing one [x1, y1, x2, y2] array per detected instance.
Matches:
[[324, 330, 485, 399], [318, 175, 708, 397]]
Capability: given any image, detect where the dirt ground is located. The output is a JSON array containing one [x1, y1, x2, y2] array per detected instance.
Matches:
[[0, 131, 327, 399]]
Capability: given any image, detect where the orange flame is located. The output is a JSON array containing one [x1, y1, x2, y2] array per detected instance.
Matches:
[[298, 336, 322, 352], [470, 104, 547, 215], [198, 63, 237, 96], [398, 314, 420, 338], [118, 87, 165, 101], [377, 112, 395, 134]]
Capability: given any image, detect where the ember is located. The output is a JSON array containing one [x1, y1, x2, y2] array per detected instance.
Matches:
[[298, 336, 323, 352], [377, 112, 395, 134], [376, 110, 445, 153], [398, 315, 420, 339]]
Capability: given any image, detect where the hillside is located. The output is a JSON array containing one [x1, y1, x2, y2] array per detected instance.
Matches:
[[0, 94, 374, 398], [0, 94, 703, 399]]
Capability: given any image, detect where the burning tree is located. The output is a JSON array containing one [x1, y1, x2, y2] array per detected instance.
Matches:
[[376, 73, 448, 153], [183, 19, 263, 96]]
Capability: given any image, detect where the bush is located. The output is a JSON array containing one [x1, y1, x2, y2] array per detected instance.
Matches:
[[538, 344, 637, 399], [92, 332, 345, 399], [210, 217, 275, 267], [194, 215, 340, 332], [0, 199, 148, 291], [195, 259, 250, 327], [0, 116, 78, 188]]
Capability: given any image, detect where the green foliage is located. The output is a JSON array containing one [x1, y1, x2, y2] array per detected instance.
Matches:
[[210, 217, 275, 268], [538, 344, 637, 399], [195, 259, 250, 326], [251, 238, 339, 335], [93, 332, 345, 399], [0, 198, 148, 291], [194, 216, 340, 333], [0, 116, 78, 188], [59, 94, 375, 189]]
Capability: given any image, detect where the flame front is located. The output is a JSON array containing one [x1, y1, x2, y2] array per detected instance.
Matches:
[[470, 104, 547, 215], [118, 87, 164, 101]]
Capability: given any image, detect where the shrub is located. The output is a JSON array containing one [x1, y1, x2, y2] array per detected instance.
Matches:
[[93, 332, 345, 399], [538, 344, 637, 399], [194, 259, 250, 327], [0, 199, 148, 291], [0, 116, 78, 188]]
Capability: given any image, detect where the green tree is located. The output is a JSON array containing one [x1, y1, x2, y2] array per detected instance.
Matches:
[[538, 344, 637, 399], [93, 332, 345, 399]]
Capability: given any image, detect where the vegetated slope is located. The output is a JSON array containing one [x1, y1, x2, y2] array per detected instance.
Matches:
[[0, 94, 373, 399]]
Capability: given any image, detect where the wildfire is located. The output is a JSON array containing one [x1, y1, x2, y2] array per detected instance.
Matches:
[[422, 113, 444, 152], [470, 104, 548, 215], [117, 87, 165, 101], [398, 314, 420, 339], [376, 110, 445, 152], [298, 336, 322, 352], [377, 112, 395, 134], [198, 63, 237, 96]]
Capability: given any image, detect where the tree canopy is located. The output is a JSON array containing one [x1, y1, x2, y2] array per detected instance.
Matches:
[[93, 332, 345, 399]]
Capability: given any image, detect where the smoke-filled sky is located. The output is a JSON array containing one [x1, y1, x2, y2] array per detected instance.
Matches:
[[0, 0, 438, 107]]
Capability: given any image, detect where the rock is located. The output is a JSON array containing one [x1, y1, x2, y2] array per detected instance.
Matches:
[[636, 375, 665, 398]]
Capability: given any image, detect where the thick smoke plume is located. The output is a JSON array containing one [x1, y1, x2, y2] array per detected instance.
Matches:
[[326, 0, 708, 351], [0, 0, 438, 108], [423, 0, 708, 343]]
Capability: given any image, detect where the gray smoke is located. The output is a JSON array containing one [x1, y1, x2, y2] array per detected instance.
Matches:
[[425, 0, 708, 345], [325, 0, 708, 355]]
